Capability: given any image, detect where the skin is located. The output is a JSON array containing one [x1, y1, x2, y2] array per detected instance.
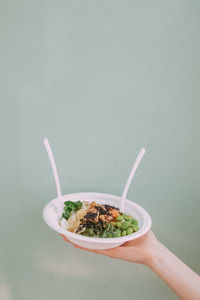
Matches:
[[61, 231, 200, 300]]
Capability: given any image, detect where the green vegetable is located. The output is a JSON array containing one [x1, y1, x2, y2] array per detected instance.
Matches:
[[62, 211, 71, 220], [128, 224, 138, 231], [102, 232, 107, 238], [107, 233, 112, 238], [62, 200, 83, 220], [131, 219, 138, 226], [116, 215, 123, 221], [132, 225, 138, 232], [128, 224, 134, 229], [74, 200, 82, 211], [88, 228, 94, 236], [102, 231, 112, 238], [126, 227, 133, 235], [122, 230, 127, 236], [122, 213, 129, 221], [122, 221, 131, 230], [116, 222, 122, 229], [113, 229, 121, 237]]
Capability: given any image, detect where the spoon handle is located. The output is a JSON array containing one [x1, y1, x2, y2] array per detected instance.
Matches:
[[120, 148, 146, 212], [43, 138, 62, 201]]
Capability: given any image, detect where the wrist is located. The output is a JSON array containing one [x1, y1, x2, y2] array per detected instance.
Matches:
[[145, 240, 165, 269]]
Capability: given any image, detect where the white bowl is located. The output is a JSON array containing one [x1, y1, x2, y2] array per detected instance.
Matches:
[[43, 192, 152, 250]]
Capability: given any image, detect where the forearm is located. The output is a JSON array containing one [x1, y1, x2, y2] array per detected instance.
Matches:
[[147, 242, 200, 300]]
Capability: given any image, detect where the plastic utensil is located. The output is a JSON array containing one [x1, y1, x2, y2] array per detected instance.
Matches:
[[120, 148, 146, 212], [43, 138, 63, 218]]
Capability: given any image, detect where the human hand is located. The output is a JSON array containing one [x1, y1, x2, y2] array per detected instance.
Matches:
[[60, 231, 159, 266], [61, 230, 200, 299]]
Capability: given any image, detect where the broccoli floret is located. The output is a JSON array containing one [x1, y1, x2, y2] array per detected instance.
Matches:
[[64, 201, 75, 212], [62, 210, 71, 220], [62, 200, 83, 220], [74, 201, 82, 211]]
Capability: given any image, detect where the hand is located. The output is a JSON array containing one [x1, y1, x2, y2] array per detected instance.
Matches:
[[60, 230, 159, 266], [61, 231, 200, 299]]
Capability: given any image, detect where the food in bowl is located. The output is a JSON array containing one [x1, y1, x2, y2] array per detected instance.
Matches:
[[59, 200, 139, 238]]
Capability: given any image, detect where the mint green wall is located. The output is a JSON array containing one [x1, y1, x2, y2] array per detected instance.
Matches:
[[0, 1, 200, 299]]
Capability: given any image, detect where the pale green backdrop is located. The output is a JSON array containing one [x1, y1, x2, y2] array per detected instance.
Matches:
[[0, 1, 200, 300]]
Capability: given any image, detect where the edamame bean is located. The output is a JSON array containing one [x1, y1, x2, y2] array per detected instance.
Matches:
[[128, 223, 139, 231], [132, 219, 138, 226], [122, 213, 129, 221], [128, 224, 134, 229], [125, 219, 132, 227], [116, 222, 122, 229], [116, 215, 123, 221], [122, 230, 127, 236], [122, 221, 130, 230], [126, 227, 133, 235], [132, 225, 138, 232]]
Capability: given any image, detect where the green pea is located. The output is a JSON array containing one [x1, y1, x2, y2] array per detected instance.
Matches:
[[126, 227, 133, 235], [116, 215, 123, 221], [122, 221, 130, 230], [116, 222, 122, 229], [122, 230, 127, 236]]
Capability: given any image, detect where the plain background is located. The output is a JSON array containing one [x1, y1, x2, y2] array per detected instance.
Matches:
[[0, 1, 200, 299]]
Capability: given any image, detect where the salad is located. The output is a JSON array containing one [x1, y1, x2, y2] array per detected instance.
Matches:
[[59, 200, 139, 238]]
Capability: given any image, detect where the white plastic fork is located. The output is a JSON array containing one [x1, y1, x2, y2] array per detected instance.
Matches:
[[120, 148, 146, 212], [43, 138, 63, 218]]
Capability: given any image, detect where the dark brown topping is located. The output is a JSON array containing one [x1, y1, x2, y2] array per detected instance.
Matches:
[[94, 206, 107, 215], [85, 212, 97, 220], [94, 204, 119, 215], [78, 203, 120, 232], [104, 204, 119, 210]]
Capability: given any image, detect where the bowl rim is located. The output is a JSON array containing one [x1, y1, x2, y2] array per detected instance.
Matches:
[[43, 192, 152, 243]]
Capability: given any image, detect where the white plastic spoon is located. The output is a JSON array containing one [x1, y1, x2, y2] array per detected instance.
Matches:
[[43, 138, 63, 218], [120, 148, 146, 212]]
